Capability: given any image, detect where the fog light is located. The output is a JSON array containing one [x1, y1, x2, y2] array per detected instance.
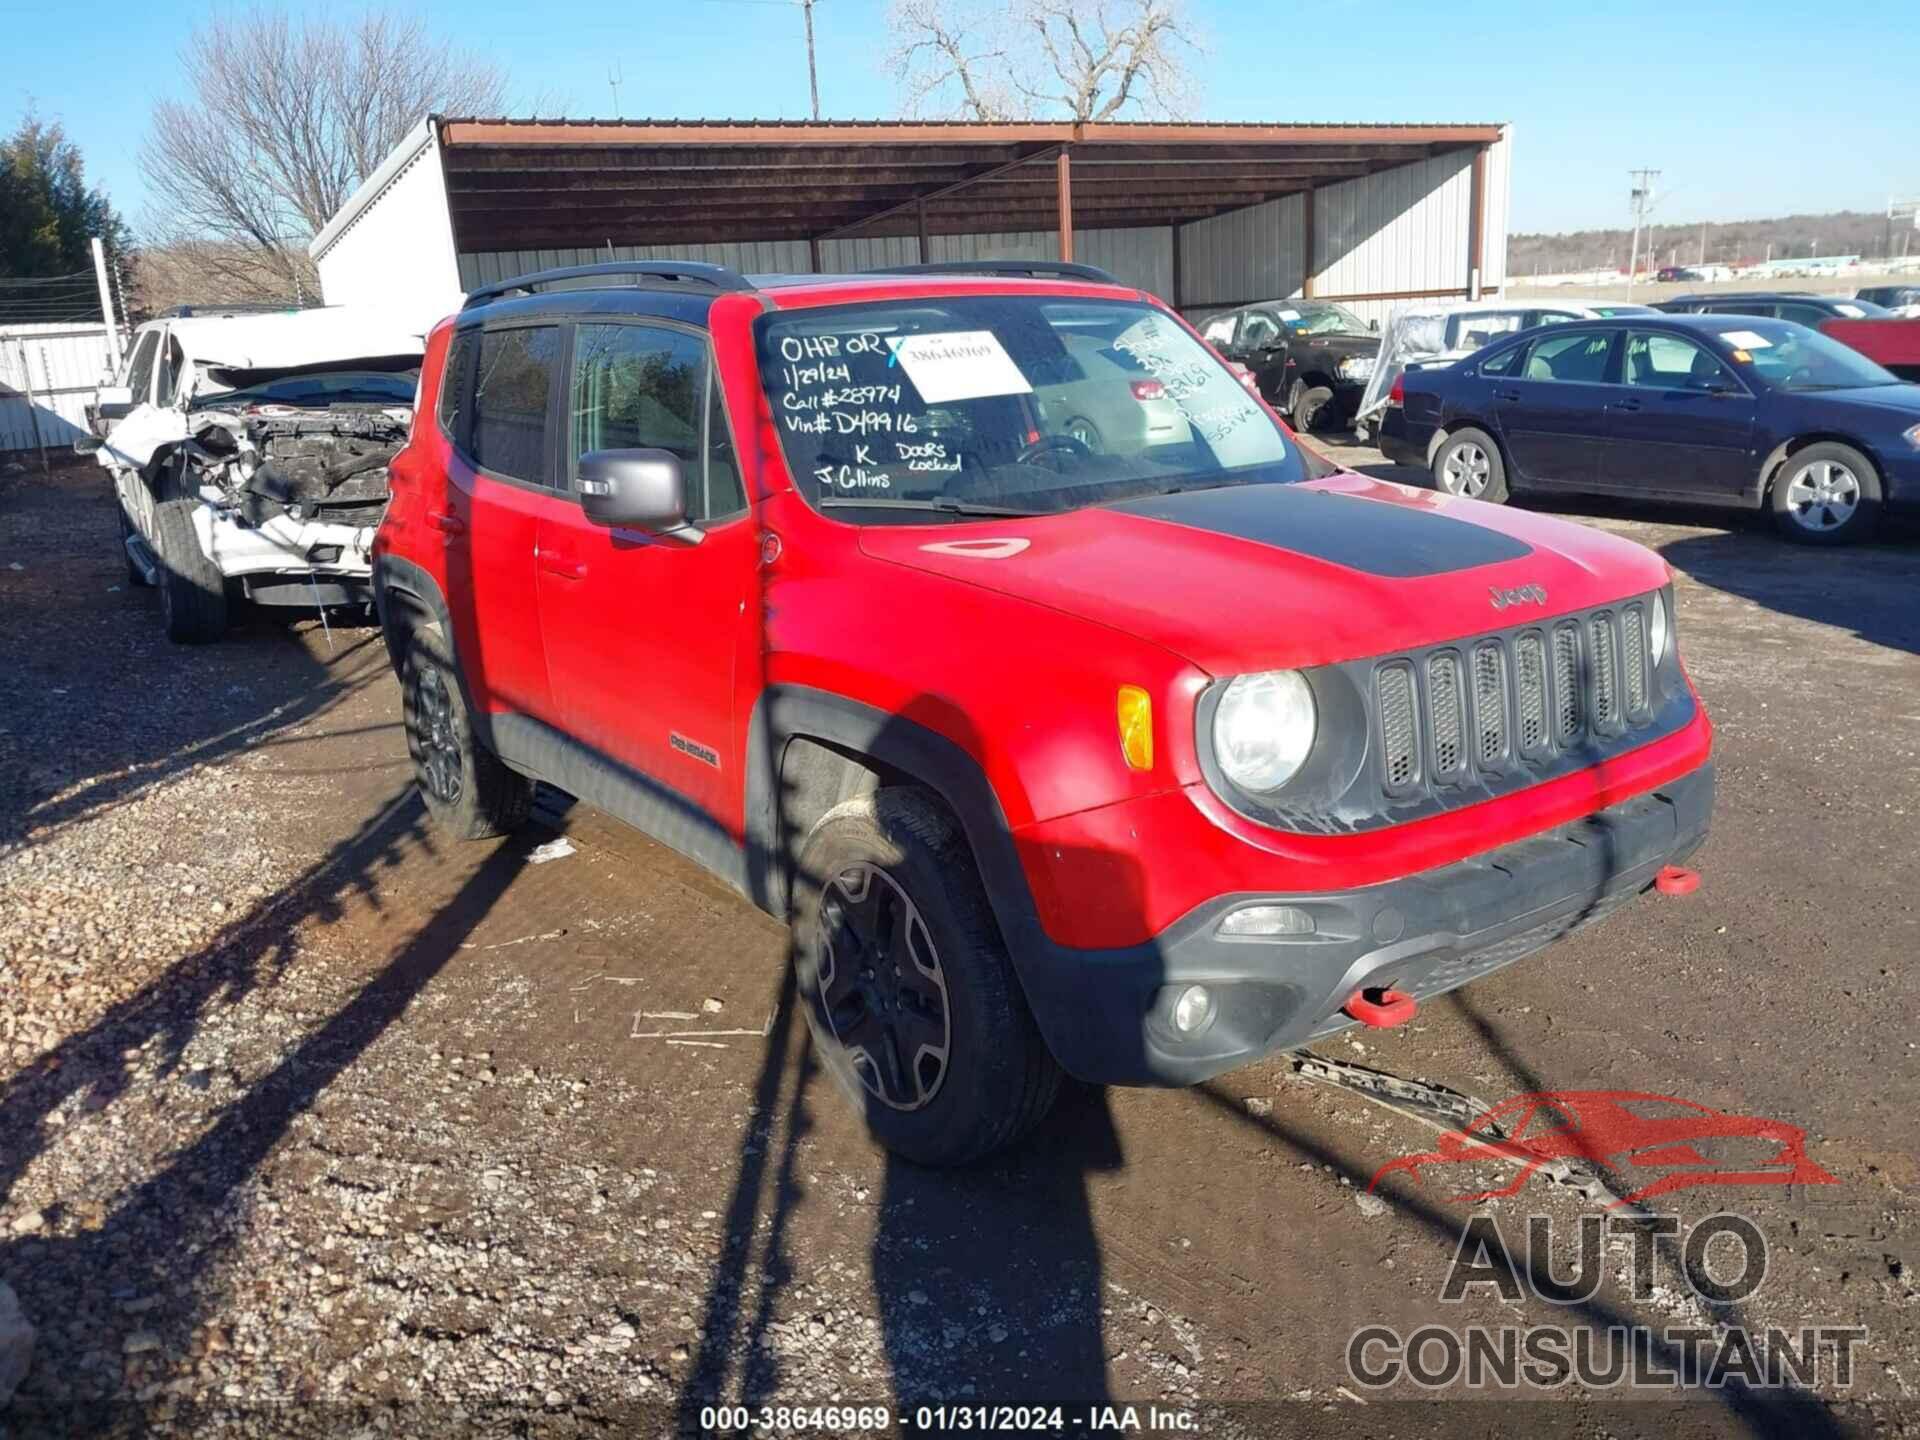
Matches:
[[1171, 984, 1215, 1034], [1217, 904, 1315, 939]]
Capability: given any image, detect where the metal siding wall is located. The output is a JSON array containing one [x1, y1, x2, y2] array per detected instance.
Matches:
[[1178, 193, 1305, 309], [1481, 126, 1514, 291], [1312, 150, 1472, 303], [458, 224, 1175, 293], [1, 323, 114, 451]]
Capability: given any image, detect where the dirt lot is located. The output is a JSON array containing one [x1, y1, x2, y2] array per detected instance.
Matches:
[[2, 450, 1917, 1437]]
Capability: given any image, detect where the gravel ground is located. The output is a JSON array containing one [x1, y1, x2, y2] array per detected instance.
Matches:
[[1, 453, 1916, 1437]]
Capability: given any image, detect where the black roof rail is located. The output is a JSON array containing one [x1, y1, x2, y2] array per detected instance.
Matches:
[[863, 259, 1121, 285], [463, 260, 755, 309]]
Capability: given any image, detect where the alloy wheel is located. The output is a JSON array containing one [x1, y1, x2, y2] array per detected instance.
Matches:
[[1783, 460, 1860, 533], [1441, 442, 1492, 497], [415, 664, 464, 805], [816, 862, 952, 1111]]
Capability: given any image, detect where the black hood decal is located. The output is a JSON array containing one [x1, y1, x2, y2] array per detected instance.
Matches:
[[1105, 484, 1534, 578]]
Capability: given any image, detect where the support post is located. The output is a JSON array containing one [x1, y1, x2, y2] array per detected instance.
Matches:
[[1169, 222, 1184, 309], [1468, 146, 1487, 301], [91, 236, 122, 370], [1056, 149, 1073, 262], [808, 234, 823, 274], [1301, 187, 1316, 298], [917, 200, 930, 264]]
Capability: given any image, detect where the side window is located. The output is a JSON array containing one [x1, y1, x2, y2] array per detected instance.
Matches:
[[438, 329, 478, 442], [1623, 331, 1734, 391], [1201, 314, 1237, 345], [1238, 312, 1280, 349], [1776, 303, 1829, 328], [1479, 343, 1522, 377], [1520, 330, 1614, 384], [472, 325, 561, 484], [570, 322, 742, 522], [125, 330, 160, 402], [155, 336, 186, 406]]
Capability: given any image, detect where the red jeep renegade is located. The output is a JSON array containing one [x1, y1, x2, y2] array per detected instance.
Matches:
[[374, 259, 1714, 1165]]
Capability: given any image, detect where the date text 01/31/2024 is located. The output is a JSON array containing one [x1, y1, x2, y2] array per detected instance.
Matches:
[[699, 1404, 1199, 1432]]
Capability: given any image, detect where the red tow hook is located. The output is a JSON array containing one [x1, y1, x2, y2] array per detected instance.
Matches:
[[1655, 865, 1701, 897], [1345, 986, 1417, 1029]]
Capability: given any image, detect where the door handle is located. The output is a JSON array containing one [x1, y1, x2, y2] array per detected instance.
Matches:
[[1608, 398, 1643, 412], [1494, 389, 1522, 402], [538, 549, 587, 581], [427, 510, 466, 536]]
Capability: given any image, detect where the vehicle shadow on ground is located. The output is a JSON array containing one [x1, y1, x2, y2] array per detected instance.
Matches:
[[0, 463, 391, 852], [674, 695, 1126, 1419], [1658, 529, 1920, 657]]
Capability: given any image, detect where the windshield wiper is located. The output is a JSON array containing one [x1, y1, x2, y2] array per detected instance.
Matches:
[[817, 495, 1047, 517]]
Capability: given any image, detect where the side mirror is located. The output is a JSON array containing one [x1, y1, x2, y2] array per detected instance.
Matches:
[[576, 448, 703, 542], [72, 435, 103, 455], [96, 385, 135, 420]]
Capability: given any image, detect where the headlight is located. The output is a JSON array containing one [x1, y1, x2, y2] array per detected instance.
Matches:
[[1337, 355, 1376, 382], [1650, 591, 1670, 664], [1903, 422, 1920, 450], [1212, 670, 1317, 792]]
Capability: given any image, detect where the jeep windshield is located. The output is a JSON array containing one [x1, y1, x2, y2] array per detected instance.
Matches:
[[756, 296, 1326, 520]]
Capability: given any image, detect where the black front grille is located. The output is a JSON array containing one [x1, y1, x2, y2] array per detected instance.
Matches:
[[1375, 599, 1660, 801]]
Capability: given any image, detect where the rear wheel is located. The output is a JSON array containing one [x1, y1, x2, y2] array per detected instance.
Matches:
[[1431, 427, 1510, 504], [152, 463, 227, 643], [402, 631, 533, 840], [1769, 442, 1881, 545], [1062, 415, 1104, 453], [792, 788, 1061, 1166]]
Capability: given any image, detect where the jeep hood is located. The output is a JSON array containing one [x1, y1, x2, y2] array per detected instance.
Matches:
[[857, 474, 1672, 676]]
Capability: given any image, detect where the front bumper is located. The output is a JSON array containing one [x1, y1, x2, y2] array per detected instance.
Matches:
[[190, 505, 379, 582], [1015, 762, 1713, 1086]]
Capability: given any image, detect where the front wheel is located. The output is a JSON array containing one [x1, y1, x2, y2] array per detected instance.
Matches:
[[1291, 383, 1333, 434], [1769, 443, 1882, 545], [792, 789, 1061, 1166], [151, 468, 228, 642], [1431, 427, 1510, 504]]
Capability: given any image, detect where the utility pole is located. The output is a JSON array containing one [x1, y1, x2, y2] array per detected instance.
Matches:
[[802, 0, 820, 120], [90, 236, 122, 370], [1626, 168, 1660, 297], [609, 62, 623, 119], [1699, 221, 1707, 266]]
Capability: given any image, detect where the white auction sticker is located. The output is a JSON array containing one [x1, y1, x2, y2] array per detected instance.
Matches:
[[887, 331, 1033, 403], [1276, 308, 1302, 321], [1720, 329, 1773, 350]]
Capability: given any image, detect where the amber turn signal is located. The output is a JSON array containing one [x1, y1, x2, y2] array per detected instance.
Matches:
[[1117, 685, 1153, 771]]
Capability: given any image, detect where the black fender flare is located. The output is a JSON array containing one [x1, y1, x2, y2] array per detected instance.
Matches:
[[742, 686, 1046, 956]]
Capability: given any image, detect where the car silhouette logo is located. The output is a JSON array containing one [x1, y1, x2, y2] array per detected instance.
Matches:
[[1368, 1090, 1837, 1208]]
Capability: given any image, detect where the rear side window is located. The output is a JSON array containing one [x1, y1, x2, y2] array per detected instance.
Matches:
[[1479, 344, 1521, 377], [438, 329, 478, 439], [1521, 330, 1614, 384], [472, 326, 561, 484]]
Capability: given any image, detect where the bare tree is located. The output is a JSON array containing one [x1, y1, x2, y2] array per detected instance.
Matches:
[[139, 8, 508, 298], [887, 0, 1199, 123]]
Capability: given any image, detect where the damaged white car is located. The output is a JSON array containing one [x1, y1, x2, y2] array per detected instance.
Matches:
[[84, 309, 424, 643]]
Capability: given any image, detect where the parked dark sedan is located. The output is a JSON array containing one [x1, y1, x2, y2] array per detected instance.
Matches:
[[1656, 291, 1891, 324], [1199, 300, 1379, 432], [1377, 313, 1920, 544]]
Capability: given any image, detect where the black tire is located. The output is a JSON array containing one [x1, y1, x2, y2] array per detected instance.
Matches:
[[1062, 415, 1104, 453], [115, 491, 151, 587], [1768, 442, 1882, 546], [152, 466, 228, 643], [791, 788, 1062, 1166], [402, 630, 534, 840], [1291, 383, 1334, 434], [1431, 426, 1510, 504]]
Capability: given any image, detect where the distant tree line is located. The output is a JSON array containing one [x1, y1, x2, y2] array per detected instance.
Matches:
[[1510, 210, 1910, 276]]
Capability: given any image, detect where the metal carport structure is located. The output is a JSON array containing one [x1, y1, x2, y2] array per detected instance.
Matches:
[[313, 117, 1512, 332]]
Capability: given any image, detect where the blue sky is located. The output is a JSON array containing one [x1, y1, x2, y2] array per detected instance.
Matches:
[[8, 0, 1916, 236]]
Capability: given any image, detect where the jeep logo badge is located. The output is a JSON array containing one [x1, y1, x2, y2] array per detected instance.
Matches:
[[1489, 583, 1548, 610]]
